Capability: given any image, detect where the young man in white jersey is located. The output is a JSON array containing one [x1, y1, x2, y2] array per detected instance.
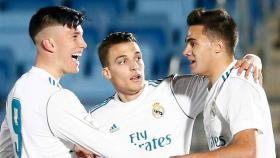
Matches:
[[86, 32, 263, 158], [171, 8, 275, 158], [0, 6, 152, 158]]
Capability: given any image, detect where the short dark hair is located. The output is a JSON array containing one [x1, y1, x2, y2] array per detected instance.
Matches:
[[98, 32, 137, 67], [187, 8, 238, 54], [29, 6, 85, 43]]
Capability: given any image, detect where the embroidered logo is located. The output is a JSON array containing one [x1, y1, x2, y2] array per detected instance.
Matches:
[[109, 123, 120, 133], [210, 101, 216, 118], [152, 102, 164, 118]]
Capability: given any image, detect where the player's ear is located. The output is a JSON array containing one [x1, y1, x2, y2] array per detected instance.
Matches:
[[41, 38, 55, 53], [102, 67, 111, 80], [214, 40, 224, 54]]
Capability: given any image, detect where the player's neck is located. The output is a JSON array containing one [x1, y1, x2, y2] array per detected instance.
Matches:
[[208, 56, 233, 89], [35, 55, 63, 80], [117, 87, 145, 103]]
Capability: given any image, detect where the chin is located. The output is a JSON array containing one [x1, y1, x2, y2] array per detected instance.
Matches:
[[133, 82, 144, 90], [190, 68, 200, 75], [68, 68, 79, 74], [190, 70, 196, 75]]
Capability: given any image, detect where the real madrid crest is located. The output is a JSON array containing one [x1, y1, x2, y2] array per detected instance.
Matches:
[[152, 102, 164, 118], [210, 101, 216, 118]]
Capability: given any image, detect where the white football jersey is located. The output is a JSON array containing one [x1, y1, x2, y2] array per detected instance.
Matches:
[[0, 117, 14, 158], [89, 75, 208, 158], [203, 61, 275, 157], [0, 67, 151, 158]]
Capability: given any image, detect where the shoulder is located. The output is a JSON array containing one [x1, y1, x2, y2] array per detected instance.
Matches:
[[226, 69, 261, 92], [10, 72, 60, 99], [48, 89, 80, 108], [218, 69, 263, 102], [171, 74, 208, 89], [47, 89, 84, 119], [147, 74, 174, 87], [89, 95, 115, 113]]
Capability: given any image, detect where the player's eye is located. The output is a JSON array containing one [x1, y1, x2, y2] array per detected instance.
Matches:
[[136, 55, 142, 61], [190, 41, 196, 47], [116, 58, 127, 65]]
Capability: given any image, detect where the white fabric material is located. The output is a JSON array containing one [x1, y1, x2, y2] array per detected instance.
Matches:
[[0, 118, 15, 158], [0, 67, 150, 158], [90, 75, 208, 158], [203, 61, 275, 157], [47, 89, 150, 157]]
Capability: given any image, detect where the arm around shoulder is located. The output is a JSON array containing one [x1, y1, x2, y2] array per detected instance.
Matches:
[[47, 89, 150, 158]]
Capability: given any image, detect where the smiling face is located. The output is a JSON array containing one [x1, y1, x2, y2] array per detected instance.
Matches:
[[36, 25, 87, 78], [183, 25, 217, 76], [102, 42, 145, 99], [53, 25, 87, 75]]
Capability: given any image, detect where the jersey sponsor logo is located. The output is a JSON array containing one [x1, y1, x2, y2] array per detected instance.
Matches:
[[109, 123, 120, 133], [209, 136, 226, 149], [152, 102, 164, 118], [129, 130, 172, 151]]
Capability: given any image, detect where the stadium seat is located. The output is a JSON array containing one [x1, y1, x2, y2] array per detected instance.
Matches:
[[107, 13, 173, 79], [195, 0, 217, 9], [0, 11, 36, 76], [0, 32, 35, 76], [2, 0, 57, 11], [69, 0, 129, 28], [248, 0, 263, 45], [0, 11, 32, 32], [69, 0, 128, 15], [133, 0, 195, 48], [0, 107, 4, 127], [0, 47, 17, 101]]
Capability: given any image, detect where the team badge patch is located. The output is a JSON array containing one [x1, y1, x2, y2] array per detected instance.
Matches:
[[152, 102, 164, 118], [210, 101, 216, 118]]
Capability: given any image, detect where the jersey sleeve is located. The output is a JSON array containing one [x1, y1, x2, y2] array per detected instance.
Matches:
[[219, 78, 265, 136], [171, 75, 208, 118], [47, 89, 149, 158], [0, 117, 15, 158]]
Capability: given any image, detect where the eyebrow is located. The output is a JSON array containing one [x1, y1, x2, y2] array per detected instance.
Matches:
[[135, 51, 141, 55], [115, 54, 127, 62], [185, 37, 196, 43], [114, 51, 142, 62], [73, 31, 82, 35]]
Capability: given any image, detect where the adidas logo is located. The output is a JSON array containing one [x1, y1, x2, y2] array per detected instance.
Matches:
[[109, 124, 120, 133]]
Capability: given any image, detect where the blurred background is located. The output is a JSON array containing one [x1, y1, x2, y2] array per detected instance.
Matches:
[[0, 0, 279, 155]]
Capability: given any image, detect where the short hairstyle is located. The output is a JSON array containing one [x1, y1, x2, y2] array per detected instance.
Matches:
[[98, 32, 137, 67], [29, 6, 85, 43], [187, 8, 238, 54]]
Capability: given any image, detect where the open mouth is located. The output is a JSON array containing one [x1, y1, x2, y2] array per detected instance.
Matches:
[[130, 74, 141, 81], [71, 53, 82, 61]]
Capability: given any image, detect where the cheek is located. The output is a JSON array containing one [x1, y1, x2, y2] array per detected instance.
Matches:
[[139, 61, 144, 70], [110, 66, 129, 78], [111, 73, 128, 88]]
